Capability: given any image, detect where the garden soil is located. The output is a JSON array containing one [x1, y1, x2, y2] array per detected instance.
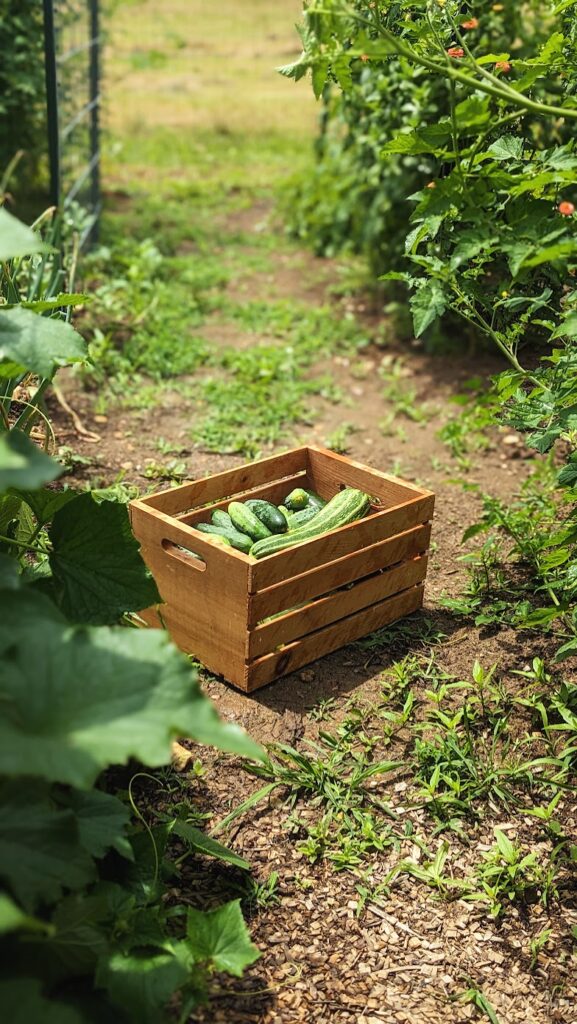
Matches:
[[46, 0, 576, 1018], [50, 201, 576, 1024]]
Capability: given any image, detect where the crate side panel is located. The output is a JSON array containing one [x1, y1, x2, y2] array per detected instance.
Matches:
[[248, 523, 431, 625], [141, 447, 308, 516], [248, 494, 435, 591], [247, 556, 428, 659], [246, 584, 425, 691], [130, 502, 249, 684], [307, 446, 431, 506]]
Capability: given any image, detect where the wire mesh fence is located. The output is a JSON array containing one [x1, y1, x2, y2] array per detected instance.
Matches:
[[43, 0, 101, 245]]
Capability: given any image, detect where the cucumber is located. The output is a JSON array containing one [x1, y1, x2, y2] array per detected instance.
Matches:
[[278, 505, 293, 528], [194, 521, 253, 554], [212, 509, 233, 529], [284, 487, 310, 511], [245, 499, 287, 534], [289, 506, 320, 529], [303, 489, 326, 511], [228, 501, 272, 542], [251, 488, 371, 559], [284, 487, 326, 512]]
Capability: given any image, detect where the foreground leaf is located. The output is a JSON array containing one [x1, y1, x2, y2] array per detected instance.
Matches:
[[0, 779, 95, 910], [49, 494, 161, 624], [0, 306, 86, 378], [0, 430, 62, 491], [0, 979, 84, 1024], [0, 589, 262, 787], [96, 945, 193, 1024], [0, 208, 49, 261], [186, 899, 260, 976]]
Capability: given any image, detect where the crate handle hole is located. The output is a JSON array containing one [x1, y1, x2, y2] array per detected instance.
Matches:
[[162, 539, 207, 572]]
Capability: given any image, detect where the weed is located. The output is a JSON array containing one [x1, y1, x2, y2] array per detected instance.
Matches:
[[465, 829, 557, 918], [324, 422, 357, 454]]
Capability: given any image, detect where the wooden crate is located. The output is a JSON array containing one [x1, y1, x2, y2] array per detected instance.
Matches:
[[129, 446, 435, 692]]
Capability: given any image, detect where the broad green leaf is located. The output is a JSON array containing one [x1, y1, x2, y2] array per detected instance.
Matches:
[[410, 280, 447, 337], [0, 429, 62, 491], [171, 820, 249, 870], [12, 486, 77, 524], [558, 459, 577, 487], [0, 979, 84, 1024], [0, 306, 86, 378], [186, 899, 260, 976], [22, 292, 87, 313], [0, 552, 20, 588], [62, 788, 132, 859], [96, 945, 193, 1024], [487, 136, 524, 161], [0, 589, 262, 788], [0, 779, 95, 910], [49, 494, 161, 624], [0, 208, 49, 261]]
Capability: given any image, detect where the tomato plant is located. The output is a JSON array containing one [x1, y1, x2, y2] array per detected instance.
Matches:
[[284, 0, 577, 656]]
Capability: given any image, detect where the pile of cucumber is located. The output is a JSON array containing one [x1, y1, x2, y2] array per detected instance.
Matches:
[[193, 486, 371, 559]]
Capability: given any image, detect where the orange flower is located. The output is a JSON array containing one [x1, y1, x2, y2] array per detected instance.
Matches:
[[559, 201, 575, 216], [447, 46, 465, 58], [495, 60, 511, 72], [360, 53, 369, 62], [426, 181, 437, 189], [461, 17, 479, 29]]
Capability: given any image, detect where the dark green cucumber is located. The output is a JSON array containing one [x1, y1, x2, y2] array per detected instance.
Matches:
[[245, 499, 287, 534], [251, 488, 371, 559], [303, 489, 326, 511], [212, 509, 233, 529], [284, 487, 310, 511], [228, 501, 272, 542], [289, 506, 320, 529], [194, 522, 252, 554]]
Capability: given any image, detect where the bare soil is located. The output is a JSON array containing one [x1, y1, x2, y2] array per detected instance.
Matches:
[[47, 194, 577, 1024]]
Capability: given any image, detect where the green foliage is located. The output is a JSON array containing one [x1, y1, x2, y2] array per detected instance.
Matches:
[[0, 211, 262, 1020], [287, 0, 577, 658], [443, 458, 577, 658], [0, 1, 46, 183]]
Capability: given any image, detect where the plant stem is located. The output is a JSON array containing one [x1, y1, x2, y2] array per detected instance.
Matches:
[[0, 533, 49, 555]]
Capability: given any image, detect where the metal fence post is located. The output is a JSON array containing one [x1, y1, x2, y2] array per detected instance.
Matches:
[[42, 0, 60, 209], [88, 0, 100, 242]]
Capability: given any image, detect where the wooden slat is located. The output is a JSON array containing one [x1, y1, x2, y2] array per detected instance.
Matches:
[[248, 523, 431, 626], [245, 584, 425, 692], [247, 556, 428, 659], [307, 446, 432, 506], [179, 473, 308, 527], [248, 493, 435, 591], [130, 500, 249, 567], [129, 500, 249, 686], [140, 447, 308, 516]]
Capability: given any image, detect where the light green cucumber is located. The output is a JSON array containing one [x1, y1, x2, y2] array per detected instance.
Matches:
[[211, 509, 234, 529], [228, 501, 272, 542], [284, 487, 310, 511], [195, 521, 252, 554]]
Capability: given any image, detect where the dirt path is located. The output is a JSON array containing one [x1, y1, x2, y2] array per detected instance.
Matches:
[[49, 197, 576, 1024], [47, 1, 576, 1018]]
